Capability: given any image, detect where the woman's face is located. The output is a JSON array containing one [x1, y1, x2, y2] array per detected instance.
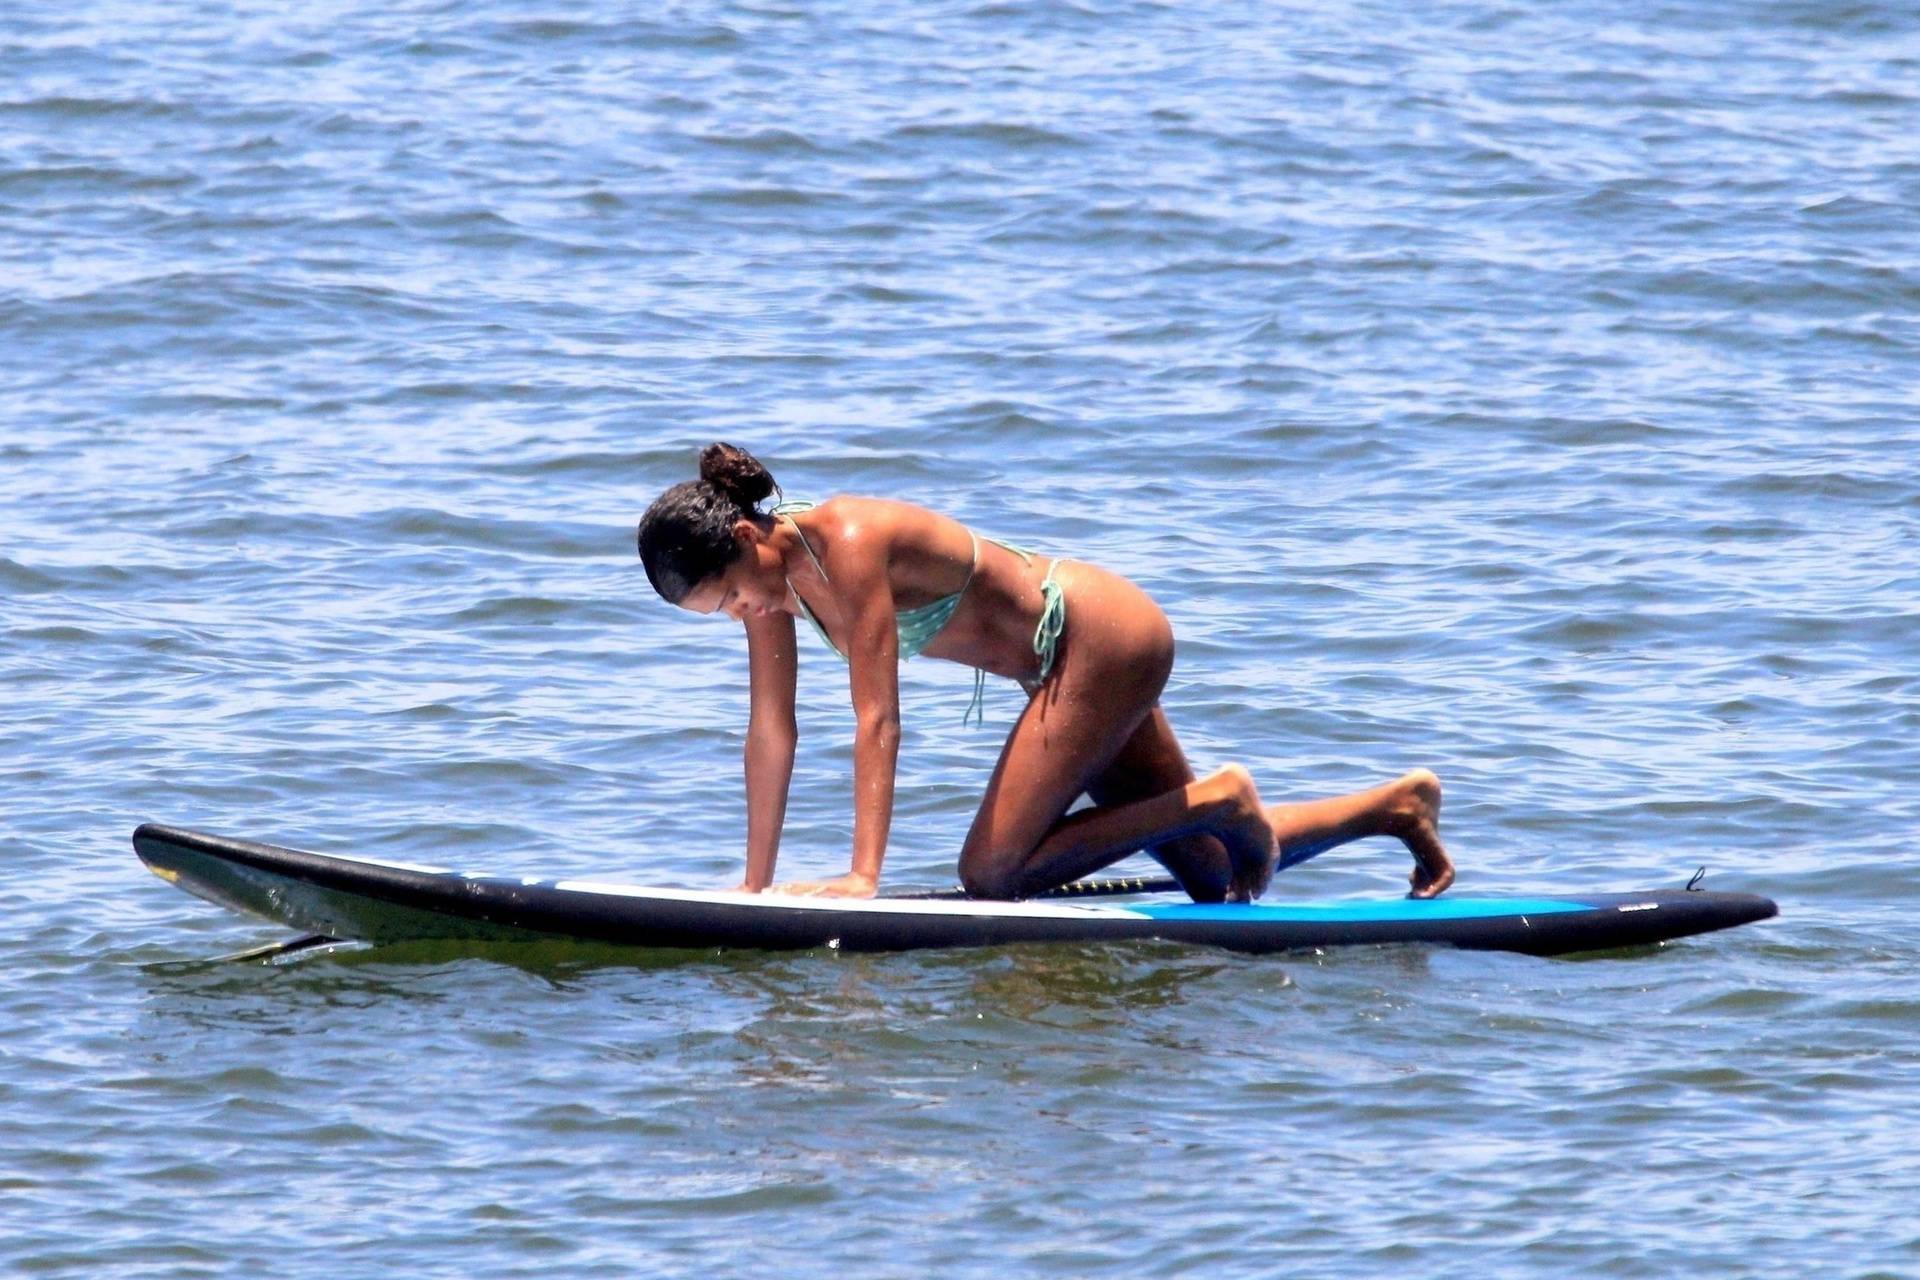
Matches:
[[677, 526, 788, 622]]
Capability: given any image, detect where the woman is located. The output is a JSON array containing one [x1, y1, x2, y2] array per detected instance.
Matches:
[[637, 443, 1455, 902]]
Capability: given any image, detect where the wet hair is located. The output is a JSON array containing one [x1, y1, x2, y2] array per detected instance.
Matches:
[[636, 443, 779, 604]]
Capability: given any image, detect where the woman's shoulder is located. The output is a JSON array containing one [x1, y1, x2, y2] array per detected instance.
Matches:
[[800, 496, 961, 561], [807, 494, 942, 532]]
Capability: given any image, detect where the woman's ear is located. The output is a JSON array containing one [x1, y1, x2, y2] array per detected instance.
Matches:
[[732, 518, 766, 547]]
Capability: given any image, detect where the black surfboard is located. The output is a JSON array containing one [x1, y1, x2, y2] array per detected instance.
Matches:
[[133, 823, 1777, 958]]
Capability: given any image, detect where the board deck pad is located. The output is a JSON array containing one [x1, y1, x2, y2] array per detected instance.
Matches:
[[133, 823, 1778, 958]]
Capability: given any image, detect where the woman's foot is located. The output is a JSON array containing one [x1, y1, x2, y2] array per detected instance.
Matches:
[[1203, 765, 1279, 903], [1382, 769, 1454, 898]]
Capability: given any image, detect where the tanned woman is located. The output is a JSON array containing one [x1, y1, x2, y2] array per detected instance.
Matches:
[[637, 444, 1455, 902]]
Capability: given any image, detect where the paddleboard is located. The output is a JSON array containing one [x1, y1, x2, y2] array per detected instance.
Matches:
[[133, 823, 1777, 958]]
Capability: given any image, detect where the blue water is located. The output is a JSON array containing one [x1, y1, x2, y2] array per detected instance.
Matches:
[[4, 1, 1918, 1275]]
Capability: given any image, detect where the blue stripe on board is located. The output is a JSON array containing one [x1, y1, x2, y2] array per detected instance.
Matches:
[[1132, 898, 1594, 924]]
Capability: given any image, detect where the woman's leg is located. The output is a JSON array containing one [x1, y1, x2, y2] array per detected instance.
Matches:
[[1088, 712, 1459, 898], [1084, 705, 1235, 902], [1265, 769, 1456, 897], [958, 565, 1277, 901]]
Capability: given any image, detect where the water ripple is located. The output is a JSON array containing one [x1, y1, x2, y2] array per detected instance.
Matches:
[[3, 0, 1916, 1276]]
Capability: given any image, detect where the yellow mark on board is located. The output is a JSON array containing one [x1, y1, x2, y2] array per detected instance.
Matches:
[[149, 865, 180, 883]]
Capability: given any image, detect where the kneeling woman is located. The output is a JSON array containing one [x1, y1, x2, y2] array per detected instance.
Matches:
[[636, 444, 1455, 902]]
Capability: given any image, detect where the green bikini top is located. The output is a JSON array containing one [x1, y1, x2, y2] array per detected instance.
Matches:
[[774, 499, 973, 661], [771, 499, 1065, 726]]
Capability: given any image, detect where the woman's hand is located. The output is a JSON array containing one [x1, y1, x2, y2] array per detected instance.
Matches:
[[768, 872, 878, 899]]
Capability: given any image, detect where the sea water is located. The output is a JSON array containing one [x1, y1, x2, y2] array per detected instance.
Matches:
[[3, 2, 1916, 1276]]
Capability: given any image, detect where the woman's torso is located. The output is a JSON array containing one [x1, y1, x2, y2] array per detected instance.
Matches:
[[779, 496, 1071, 683]]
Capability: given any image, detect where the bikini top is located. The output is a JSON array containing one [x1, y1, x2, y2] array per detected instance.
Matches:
[[773, 500, 974, 662], [770, 500, 1064, 727]]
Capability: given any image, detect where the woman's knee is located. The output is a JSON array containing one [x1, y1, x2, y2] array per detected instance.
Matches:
[[957, 844, 1029, 900], [1147, 836, 1231, 903]]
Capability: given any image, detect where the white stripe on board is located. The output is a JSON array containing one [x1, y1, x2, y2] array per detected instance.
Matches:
[[549, 880, 1147, 920]]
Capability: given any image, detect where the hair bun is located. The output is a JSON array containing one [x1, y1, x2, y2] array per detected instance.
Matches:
[[698, 442, 776, 511]]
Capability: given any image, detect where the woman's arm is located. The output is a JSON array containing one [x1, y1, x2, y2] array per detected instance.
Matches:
[[738, 609, 799, 891], [775, 514, 900, 898], [841, 544, 901, 894]]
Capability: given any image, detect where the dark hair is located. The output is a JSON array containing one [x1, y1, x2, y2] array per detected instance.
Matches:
[[636, 443, 779, 603]]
